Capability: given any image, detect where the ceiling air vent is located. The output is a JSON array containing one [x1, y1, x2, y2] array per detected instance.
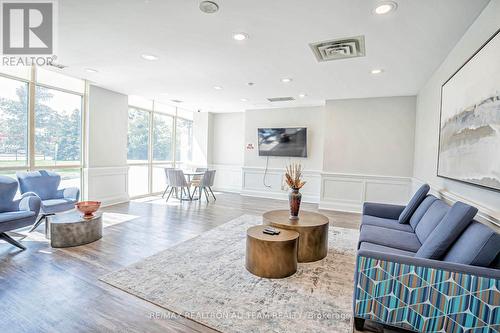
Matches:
[[267, 97, 295, 102], [309, 35, 365, 62]]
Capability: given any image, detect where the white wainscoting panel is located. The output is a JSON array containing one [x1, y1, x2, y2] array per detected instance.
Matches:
[[84, 166, 129, 206], [210, 164, 243, 193], [241, 167, 321, 203], [320, 173, 412, 213]]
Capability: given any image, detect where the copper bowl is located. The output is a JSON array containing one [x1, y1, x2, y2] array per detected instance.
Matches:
[[75, 201, 101, 218]]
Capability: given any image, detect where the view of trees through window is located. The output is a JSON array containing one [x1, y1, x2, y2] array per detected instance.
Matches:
[[127, 105, 193, 197], [0, 70, 83, 191]]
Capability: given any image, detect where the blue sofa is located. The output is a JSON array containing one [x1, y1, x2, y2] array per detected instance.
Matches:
[[353, 185, 500, 333], [16, 170, 80, 232], [0, 176, 41, 250]]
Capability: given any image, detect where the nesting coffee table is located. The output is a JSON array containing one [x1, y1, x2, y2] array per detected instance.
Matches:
[[47, 210, 103, 248], [263, 210, 329, 263], [246, 225, 299, 278]]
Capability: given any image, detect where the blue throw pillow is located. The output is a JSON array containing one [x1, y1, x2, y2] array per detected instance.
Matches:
[[398, 184, 430, 224], [416, 202, 478, 260]]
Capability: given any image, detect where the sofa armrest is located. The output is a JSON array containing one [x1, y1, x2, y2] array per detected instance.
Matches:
[[362, 202, 406, 220], [56, 187, 80, 201], [354, 250, 499, 332], [16, 195, 41, 216]]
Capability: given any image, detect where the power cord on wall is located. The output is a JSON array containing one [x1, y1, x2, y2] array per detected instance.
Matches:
[[263, 156, 272, 188]]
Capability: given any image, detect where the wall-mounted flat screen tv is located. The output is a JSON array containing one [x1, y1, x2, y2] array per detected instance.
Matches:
[[258, 127, 307, 157]]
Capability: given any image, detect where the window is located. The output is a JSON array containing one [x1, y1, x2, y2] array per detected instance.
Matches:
[[34, 86, 82, 167], [127, 108, 150, 163], [126, 99, 193, 198], [0, 66, 86, 195], [0, 76, 29, 168]]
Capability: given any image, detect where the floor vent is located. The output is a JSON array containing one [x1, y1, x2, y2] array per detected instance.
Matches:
[[310, 36, 365, 62], [267, 97, 295, 102]]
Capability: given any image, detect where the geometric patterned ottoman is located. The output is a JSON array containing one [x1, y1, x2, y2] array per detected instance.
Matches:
[[354, 256, 500, 333]]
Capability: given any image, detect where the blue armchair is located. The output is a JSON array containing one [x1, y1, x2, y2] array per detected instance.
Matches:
[[0, 176, 41, 250], [16, 170, 80, 232]]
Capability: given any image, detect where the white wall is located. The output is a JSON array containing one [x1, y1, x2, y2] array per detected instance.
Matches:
[[413, 0, 500, 224], [210, 112, 245, 192], [84, 85, 129, 206], [241, 107, 324, 202], [192, 112, 212, 167], [319, 96, 416, 212]]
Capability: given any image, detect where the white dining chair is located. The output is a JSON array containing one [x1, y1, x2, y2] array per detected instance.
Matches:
[[161, 167, 175, 198], [192, 170, 216, 202], [165, 169, 192, 202]]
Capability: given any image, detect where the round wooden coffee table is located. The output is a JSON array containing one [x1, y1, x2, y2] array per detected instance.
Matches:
[[263, 210, 329, 263], [47, 210, 103, 248], [245, 225, 299, 279]]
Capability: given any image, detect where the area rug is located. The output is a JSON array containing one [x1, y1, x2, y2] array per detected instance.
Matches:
[[100, 214, 360, 333]]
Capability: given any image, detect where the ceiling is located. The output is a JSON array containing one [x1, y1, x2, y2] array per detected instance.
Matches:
[[57, 0, 489, 112]]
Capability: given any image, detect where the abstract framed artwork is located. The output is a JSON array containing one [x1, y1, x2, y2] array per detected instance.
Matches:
[[438, 28, 500, 191]]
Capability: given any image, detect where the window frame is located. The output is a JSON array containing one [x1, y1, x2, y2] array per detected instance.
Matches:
[[126, 102, 193, 198], [0, 66, 87, 196]]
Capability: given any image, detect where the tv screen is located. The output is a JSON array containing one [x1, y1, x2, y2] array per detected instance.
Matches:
[[258, 128, 307, 157]]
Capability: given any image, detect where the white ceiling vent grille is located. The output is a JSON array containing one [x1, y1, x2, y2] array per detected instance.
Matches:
[[310, 36, 365, 62], [267, 97, 295, 102]]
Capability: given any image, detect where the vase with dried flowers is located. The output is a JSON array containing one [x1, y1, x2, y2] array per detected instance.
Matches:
[[284, 162, 306, 219]]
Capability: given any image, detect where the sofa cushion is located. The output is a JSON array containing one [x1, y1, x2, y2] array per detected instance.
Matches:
[[0, 211, 36, 223], [414, 200, 450, 243], [443, 221, 500, 267], [398, 184, 430, 224], [362, 215, 414, 232], [42, 198, 76, 214], [409, 195, 439, 229], [359, 241, 416, 257], [415, 202, 477, 260], [359, 225, 422, 252]]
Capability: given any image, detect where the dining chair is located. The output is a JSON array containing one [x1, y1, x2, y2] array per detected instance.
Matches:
[[190, 167, 208, 188], [192, 170, 217, 202], [161, 167, 175, 198], [165, 169, 192, 202]]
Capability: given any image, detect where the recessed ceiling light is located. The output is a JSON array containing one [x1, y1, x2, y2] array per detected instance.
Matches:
[[213, 86, 223, 90], [298, 93, 307, 98], [374, 1, 397, 15], [85, 68, 98, 73], [240, 98, 248, 102], [141, 54, 159, 61], [281, 78, 293, 83], [199, 1, 219, 14], [233, 33, 248, 41], [371, 69, 384, 74]]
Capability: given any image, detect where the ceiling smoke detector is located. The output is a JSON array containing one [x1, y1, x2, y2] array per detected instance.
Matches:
[[309, 36, 365, 62], [199, 1, 219, 14], [267, 97, 295, 102]]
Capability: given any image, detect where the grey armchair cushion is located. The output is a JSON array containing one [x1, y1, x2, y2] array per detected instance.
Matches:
[[416, 202, 477, 260], [398, 184, 430, 224], [361, 215, 414, 232], [359, 225, 422, 252], [16, 170, 60, 200], [443, 221, 500, 267], [42, 199, 77, 214], [0, 176, 18, 212]]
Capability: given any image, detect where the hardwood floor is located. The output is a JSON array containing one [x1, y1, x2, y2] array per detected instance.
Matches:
[[0, 192, 362, 333]]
